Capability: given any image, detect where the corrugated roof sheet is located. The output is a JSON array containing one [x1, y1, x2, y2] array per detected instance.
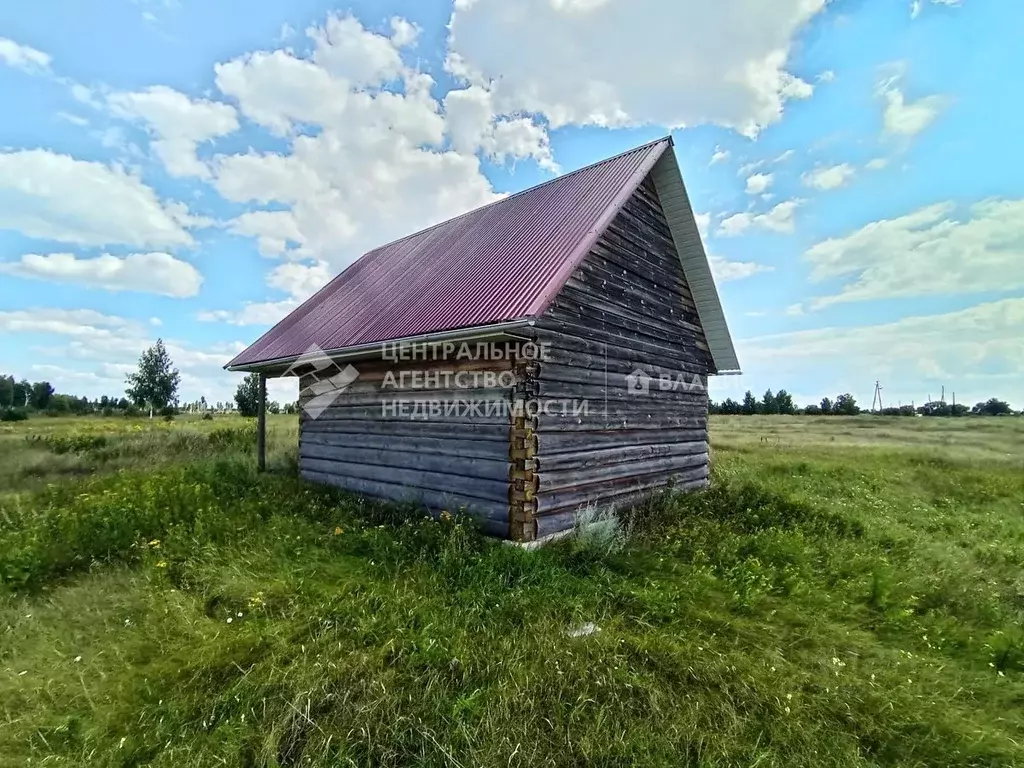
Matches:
[[227, 138, 671, 369]]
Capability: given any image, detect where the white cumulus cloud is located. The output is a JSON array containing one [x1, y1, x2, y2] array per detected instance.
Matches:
[[709, 256, 774, 282], [0, 150, 198, 248], [108, 86, 240, 178], [881, 86, 946, 137], [0, 37, 51, 73], [805, 199, 1024, 307], [0, 252, 202, 297], [447, 0, 824, 136], [745, 172, 773, 195], [802, 163, 856, 190], [718, 200, 802, 236]]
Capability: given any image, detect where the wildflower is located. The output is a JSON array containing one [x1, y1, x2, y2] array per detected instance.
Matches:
[[227, 617, 233, 624], [148, 539, 161, 549], [334, 527, 343, 535], [440, 510, 452, 521], [74, 656, 82, 663], [156, 561, 167, 568]]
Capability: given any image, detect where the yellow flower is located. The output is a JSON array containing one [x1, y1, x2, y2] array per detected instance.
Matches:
[[440, 510, 452, 521], [333, 527, 343, 535], [148, 539, 161, 549], [156, 561, 167, 568]]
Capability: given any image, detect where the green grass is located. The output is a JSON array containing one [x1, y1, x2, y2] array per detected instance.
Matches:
[[0, 415, 1022, 766]]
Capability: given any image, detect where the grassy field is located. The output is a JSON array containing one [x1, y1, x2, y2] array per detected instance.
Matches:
[[1, 414, 1022, 766]]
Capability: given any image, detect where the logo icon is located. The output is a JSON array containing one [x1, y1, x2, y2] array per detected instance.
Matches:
[[285, 345, 359, 419], [625, 368, 652, 396]]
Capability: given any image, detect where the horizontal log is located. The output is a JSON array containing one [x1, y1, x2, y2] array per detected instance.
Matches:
[[614, 208, 678, 256], [555, 282, 705, 341], [302, 430, 510, 459], [532, 331, 708, 375], [537, 465, 709, 515], [575, 256, 696, 312], [301, 470, 510, 533], [596, 223, 681, 283], [301, 419, 509, 442], [539, 452, 708, 493], [534, 317, 712, 370], [535, 428, 707, 455], [541, 401, 708, 421], [300, 442, 511, 483], [580, 247, 694, 304], [588, 239, 693, 303], [537, 412, 707, 432], [303, 401, 513, 426], [300, 386, 513, 410], [543, 301, 705, 351], [300, 457, 510, 504], [535, 377, 707, 402], [535, 440, 707, 472], [557, 268, 695, 322], [536, 363, 707, 393], [534, 476, 709, 538]]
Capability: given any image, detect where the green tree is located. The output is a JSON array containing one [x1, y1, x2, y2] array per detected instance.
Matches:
[[0, 375, 13, 408], [31, 381, 54, 410], [972, 398, 1012, 416], [775, 389, 796, 415], [125, 339, 180, 418], [13, 379, 31, 408], [741, 390, 758, 415], [761, 389, 778, 415], [834, 393, 860, 416], [235, 373, 261, 418], [820, 397, 833, 415], [49, 395, 72, 414], [720, 397, 741, 415]]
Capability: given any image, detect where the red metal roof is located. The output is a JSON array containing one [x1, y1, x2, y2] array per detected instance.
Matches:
[[228, 138, 671, 369]]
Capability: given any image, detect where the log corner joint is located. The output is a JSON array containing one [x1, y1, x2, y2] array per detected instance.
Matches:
[[509, 358, 539, 542]]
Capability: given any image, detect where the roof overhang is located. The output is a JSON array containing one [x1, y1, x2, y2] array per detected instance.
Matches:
[[224, 318, 536, 375], [649, 141, 742, 375]]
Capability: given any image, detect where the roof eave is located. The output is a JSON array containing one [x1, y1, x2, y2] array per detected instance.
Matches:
[[224, 318, 536, 374]]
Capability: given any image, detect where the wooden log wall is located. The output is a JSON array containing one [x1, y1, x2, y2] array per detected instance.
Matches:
[[528, 174, 713, 535], [298, 356, 515, 537]]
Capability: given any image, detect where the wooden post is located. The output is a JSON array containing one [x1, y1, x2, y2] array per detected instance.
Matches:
[[257, 373, 267, 472]]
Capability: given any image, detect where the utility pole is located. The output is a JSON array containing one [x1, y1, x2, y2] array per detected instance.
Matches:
[[872, 381, 884, 412]]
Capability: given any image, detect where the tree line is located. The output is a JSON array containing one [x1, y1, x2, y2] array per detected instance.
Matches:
[[711, 389, 1017, 417], [4, 346, 1017, 422], [2, 341, 298, 421]]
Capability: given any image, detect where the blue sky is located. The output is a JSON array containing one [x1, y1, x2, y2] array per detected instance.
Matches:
[[0, 0, 1021, 409]]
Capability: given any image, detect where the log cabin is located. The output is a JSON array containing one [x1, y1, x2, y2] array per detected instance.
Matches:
[[226, 137, 740, 542]]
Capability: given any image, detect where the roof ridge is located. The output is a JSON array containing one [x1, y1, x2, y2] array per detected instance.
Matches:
[[360, 135, 673, 257]]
